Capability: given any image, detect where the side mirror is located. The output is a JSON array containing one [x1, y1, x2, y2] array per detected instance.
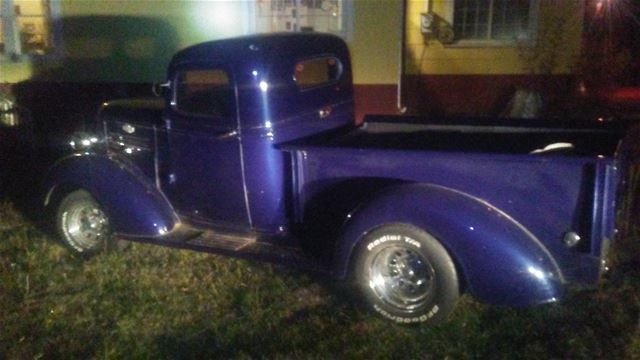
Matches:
[[152, 81, 171, 97]]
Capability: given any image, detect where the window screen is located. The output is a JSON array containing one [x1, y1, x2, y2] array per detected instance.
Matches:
[[294, 57, 342, 89], [174, 69, 233, 117], [255, 0, 351, 40], [453, 0, 534, 41]]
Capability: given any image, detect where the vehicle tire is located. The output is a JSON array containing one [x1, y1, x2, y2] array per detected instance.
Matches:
[[353, 224, 459, 325], [56, 189, 114, 258]]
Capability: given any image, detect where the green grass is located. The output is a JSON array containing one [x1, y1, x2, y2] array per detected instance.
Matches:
[[1, 192, 639, 359]]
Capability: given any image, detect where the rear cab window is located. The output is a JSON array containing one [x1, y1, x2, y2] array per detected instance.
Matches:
[[294, 56, 342, 90]]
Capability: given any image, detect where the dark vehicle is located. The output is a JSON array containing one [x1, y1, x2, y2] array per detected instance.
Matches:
[[0, 95, 33, 195], [42, 33, 635, 324]]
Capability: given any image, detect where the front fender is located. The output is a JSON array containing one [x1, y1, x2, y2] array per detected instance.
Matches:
[[334, 183, 565, 307], [43, 153, 178, 237]]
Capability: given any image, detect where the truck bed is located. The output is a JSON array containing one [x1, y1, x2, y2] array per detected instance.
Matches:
[[281, 117, 624, 286], [286, 116, 624, 156]]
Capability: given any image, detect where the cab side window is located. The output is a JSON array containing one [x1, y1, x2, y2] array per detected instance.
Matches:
[[174, 69, 233, 118]]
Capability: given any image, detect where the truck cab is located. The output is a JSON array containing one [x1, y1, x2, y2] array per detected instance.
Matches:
[[93, 33, 354, 239]]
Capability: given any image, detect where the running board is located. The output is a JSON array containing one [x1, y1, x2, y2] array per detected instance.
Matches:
[[186, 232, 326, 272], [186, 230, 256, 251], [128, 225, 327, 273]]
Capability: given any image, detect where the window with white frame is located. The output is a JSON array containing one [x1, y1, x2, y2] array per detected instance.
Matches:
[[0, 0, 57, 57], [453, 0, 538, 42], [255, 0, 352, 39]]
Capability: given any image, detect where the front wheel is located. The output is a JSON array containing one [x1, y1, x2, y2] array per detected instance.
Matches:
[[56, 189, 113, 257], [353, 224, 459, 325]]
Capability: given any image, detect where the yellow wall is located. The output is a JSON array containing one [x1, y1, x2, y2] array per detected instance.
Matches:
[[1, 63, 34, 83], [351, 0, 402, 84], [405, 0, 585, 75]]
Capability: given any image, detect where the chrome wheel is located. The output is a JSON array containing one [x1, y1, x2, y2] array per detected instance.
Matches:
[[369, 244, 436, 311], [354, 224, 459, 324], [57, 190, 110, 254]]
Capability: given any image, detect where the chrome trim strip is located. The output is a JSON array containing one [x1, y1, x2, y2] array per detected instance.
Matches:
[[244, 98, 354, 132], [235, 77, 253, 227], [153, 124, 161, 190], [362, 122, 617, 134]]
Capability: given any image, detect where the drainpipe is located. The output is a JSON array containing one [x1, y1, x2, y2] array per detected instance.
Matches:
[[397, 0, 408, 113]]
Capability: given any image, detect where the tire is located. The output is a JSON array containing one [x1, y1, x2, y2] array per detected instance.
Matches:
[[353, 224, 459, 325], [56, 189, 113, 258]]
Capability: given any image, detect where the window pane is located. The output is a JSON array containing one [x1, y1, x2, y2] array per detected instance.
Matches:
[[175, 69, 233, 118], [491, 0, 531, 40], [454, 0, 533, 42], [294, 57, 342, 89], [454, 0, 491, 40], [15, 0, 53, 54], [257, 0, 344, 36], [17, 17, 51, 54]]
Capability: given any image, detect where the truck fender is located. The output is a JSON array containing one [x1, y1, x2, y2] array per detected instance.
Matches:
[[334, 183, 565, 307], [43, 154, 178, 237]]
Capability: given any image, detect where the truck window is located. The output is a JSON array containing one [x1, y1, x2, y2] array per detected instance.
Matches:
[[294, 57, 342, 90], [174, 69, 233, 118]]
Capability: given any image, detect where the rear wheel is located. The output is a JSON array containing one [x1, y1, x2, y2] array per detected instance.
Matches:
[[353, 224, 459, 325], [56, 189, 113, 257]]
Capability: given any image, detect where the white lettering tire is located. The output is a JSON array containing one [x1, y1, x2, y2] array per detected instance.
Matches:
[[353, 224, 459, 325]]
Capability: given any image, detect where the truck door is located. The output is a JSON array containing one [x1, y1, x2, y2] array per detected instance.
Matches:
[[161, 64, 250, 229]]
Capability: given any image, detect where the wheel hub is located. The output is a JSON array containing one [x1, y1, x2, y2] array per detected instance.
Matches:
[[369, 243, 436, 311], [64, 203, 108, 250]]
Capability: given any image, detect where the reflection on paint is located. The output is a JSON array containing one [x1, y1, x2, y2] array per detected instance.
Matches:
[[527, 266, 545, 280], [259, 81, 269, 92]]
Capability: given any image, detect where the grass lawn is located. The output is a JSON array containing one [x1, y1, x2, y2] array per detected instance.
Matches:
[[1, 193, 639, 358]]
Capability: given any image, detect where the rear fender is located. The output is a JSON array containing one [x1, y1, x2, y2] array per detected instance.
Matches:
[[43, 153, 177, 237], [334, 183, 565, 307]]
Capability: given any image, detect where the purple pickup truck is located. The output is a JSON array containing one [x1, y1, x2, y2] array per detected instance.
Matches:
[[42, 33, 635, 324]]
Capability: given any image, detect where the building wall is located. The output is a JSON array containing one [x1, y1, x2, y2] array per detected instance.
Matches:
[[351, 0, 403, 119], [1, 0, 402, 121], [406, 0, 584, 75], [2, 0, 402, 84], [404, 0, 585, 117], [1, 0, 587, 122], [2, 0, 255, 83]]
